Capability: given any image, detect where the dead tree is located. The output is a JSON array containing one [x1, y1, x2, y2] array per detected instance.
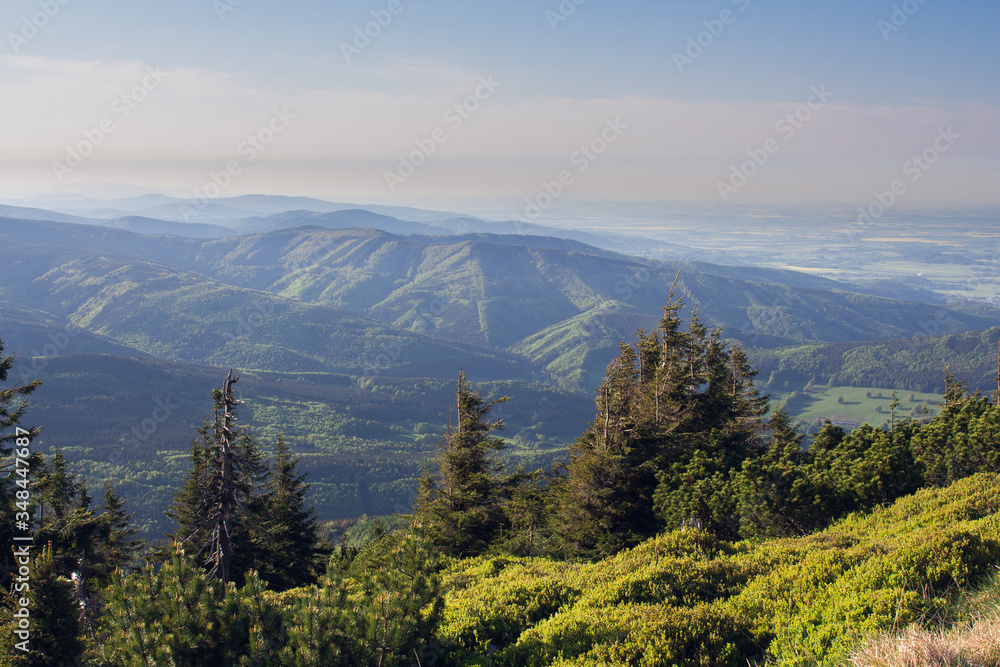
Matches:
[[204, 369, 242, 581]]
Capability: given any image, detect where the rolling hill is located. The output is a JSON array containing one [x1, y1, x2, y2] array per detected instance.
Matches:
[[0, 238, 532, 381], [3, 217, 997, 393]]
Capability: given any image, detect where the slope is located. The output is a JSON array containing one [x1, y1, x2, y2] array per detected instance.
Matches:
[[0, 239, 532, 380], [16, 351, 591, 539]]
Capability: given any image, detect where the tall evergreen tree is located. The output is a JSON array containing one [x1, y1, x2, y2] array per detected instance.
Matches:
[[412, 371, 522, 558], [0, 544, 84, 667], [164, 370, 268, 583], [257, 436, 330, 590], [553, 281, 770, 555], [733, 409, 815, 538], [0, 339, 40, 450], [165, 371, 328, 588]]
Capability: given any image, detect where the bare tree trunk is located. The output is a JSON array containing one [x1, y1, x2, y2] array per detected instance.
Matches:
[[209, 369, 240, 582]]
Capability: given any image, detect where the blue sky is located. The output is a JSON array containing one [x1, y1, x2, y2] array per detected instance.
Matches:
[[0, 0, 997, 208]]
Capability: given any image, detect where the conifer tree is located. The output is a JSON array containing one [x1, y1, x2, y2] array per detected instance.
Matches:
[[553, 279, 770, 554], [96, 550, 249, 665], [412, 371, 521, 557], [0, 544, 84, 667], [733, 409, 815, 538], [0, 339, 40, 450], [348, 533, 444, 666], [910, 373, 1000, 486], [164, 370, 268, 583], [278, 576, 353, 665], [92, 484, 142, 579], [256, 436, 330, 590]]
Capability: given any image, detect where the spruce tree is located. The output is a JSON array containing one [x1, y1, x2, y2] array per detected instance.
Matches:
[[257, 436, 330, 590], [553, 281, 770, 555], [91, 484, 142, 580], [0, 544, 84, 667], [0, 339, 40, 450], [412, 371, 521, 557], [733, 408, 814, 538]]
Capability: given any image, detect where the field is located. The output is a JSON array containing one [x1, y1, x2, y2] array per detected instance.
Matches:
[[769, 384, 944, 432]]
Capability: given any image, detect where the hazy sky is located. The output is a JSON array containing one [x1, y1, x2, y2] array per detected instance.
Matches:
[[0, 0, 997, 208]]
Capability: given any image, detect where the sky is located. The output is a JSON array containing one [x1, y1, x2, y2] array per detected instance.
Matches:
[[0, 0, 997, 210]]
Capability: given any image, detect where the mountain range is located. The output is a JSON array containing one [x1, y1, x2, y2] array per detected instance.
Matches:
[[2, 196, 998, 537]]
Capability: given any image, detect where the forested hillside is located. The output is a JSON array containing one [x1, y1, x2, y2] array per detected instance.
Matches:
[[11, 352, 587, 538], [2, 292, 999, 665], [3, 215, 999, 543], [3, 217, 997, 396], [752, 325, 1000, 393], [0, 280, 1000, 666]]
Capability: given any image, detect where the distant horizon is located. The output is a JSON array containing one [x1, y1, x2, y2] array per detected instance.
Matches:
[[2, 1, 997, 208], [5, 183, 1000, 209]]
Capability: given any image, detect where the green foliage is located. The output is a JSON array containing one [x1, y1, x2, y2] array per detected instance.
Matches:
[[413, 371, 528, 558], [345, 532, 445, 666], [0, 338, 41, 591], [0, 544, 84, 667], [435, 474, 1000, 666], [257, 436, 331, 590], [163, 376, 329, 588], [20, 352, 592, 542], [0, 338, 40, 449], [554, 296, 771, 557], [910, 378, 1000, 486], [92, 533, 442, 667], [751, 326, 1000, 394]]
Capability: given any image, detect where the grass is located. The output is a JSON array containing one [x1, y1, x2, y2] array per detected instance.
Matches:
[[847, 567, 1000, 666], [769, 385, 943, 429], [850, 619, 1000, 666]]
